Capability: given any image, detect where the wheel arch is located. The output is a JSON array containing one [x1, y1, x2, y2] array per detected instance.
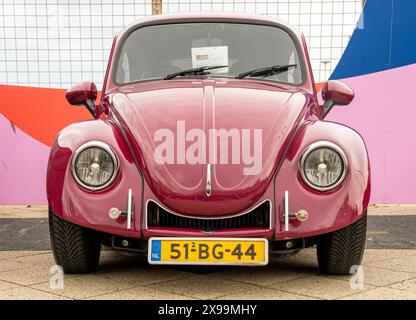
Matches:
[[273, 120, 371, 239], [46, 119, 143, 237]]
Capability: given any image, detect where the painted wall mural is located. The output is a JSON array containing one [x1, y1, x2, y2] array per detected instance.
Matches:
[[0, 85, 91, 204], [327, 0, 416, 203], [0, 0, 415, 204]]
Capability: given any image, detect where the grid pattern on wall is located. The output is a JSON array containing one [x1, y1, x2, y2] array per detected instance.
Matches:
[[0, 0, 363, 89]]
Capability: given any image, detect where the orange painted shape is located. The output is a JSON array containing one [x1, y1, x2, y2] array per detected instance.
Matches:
[[315, 82, 324, 92], [0, 85, 93, 146]]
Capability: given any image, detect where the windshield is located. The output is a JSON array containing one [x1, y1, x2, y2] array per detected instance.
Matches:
[[115, 22, 303, 85]]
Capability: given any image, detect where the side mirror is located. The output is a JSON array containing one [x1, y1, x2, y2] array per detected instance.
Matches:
[[65, 81, 98, 117], [322, 80, 354, 118]]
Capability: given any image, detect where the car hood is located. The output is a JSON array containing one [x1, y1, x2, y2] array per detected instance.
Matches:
[[110, 79, 310, 217]]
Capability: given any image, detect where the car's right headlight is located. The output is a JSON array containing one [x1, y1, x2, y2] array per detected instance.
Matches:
[[71, 141, 119, 191], [299, 141, 347, 191]]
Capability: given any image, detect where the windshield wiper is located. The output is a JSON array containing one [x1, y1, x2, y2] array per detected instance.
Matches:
[[164, 65, 228, 80], [237, 64, 297, 79]]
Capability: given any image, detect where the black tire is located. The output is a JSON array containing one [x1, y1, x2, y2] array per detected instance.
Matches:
[[317, 213, 367, 275], [49, 209, 101, 274]]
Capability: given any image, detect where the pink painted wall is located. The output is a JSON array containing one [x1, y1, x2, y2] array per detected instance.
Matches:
[[0, 114, 49, 204], [328, 64, 416, 203]]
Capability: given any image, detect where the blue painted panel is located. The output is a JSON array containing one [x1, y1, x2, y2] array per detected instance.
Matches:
[[331, 0, 393, 79], [331, 0, 416, 79], [390, 0, 416, 69]]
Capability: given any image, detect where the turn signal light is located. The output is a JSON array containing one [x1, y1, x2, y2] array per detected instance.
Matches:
[[295, 210, 309, 222], [109, 207, 122, 220]]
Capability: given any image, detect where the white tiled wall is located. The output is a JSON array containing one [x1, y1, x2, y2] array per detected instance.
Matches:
[[0, 0, 363, 88]]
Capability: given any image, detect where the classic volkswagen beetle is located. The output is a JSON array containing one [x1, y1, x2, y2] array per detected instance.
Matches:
[[47, 13, 370, 275]]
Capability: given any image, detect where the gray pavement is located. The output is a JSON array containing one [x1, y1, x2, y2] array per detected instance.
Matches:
[[0, 205, 415, 300]]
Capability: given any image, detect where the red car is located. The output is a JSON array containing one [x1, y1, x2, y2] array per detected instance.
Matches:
[[47, 13, 370, 275]]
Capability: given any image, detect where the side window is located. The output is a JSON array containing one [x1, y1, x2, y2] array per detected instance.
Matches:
[[118, 51, 130, 83], [287, 51, 297, 83]]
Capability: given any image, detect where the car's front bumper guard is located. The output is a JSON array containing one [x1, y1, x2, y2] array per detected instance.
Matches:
[[283, 190, 309, 232], [108, 189, 134, 229], [108, 189, 308, 233]]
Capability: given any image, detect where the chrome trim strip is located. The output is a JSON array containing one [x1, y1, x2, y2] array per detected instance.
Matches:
[[299, 141, 348, 192], [127, 188, 133, 229], [205, 164, 212, 197], [284, 190, 289, 232], [145, 199, 272, 229], [148, 237, 269, 266], [70, 141, 120, 192]]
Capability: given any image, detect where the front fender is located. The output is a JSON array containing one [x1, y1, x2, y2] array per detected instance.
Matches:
[[274, 120, 371, 240], [46, 119, 143, 238]]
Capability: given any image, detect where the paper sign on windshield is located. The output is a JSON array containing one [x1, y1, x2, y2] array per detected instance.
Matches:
[[191, 46, 229, 73]]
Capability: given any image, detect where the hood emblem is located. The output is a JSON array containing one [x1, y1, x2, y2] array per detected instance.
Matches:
[[205, 164, 212, 197]]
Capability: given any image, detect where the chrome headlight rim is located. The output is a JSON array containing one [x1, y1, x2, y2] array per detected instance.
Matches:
[[71, 141, 119, 191], [299, 141, 348, 192]]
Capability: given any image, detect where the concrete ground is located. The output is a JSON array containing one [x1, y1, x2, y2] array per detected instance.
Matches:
[[0, 204, 415, 300]]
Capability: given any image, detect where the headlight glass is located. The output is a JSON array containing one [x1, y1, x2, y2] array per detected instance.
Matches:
[[301, 143, 347, 191], [72, 143, 118, 190]]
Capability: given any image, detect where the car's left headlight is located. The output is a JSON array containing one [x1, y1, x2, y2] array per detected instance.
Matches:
[[71, 141, 119, 191], [299, 141, 347, 191]]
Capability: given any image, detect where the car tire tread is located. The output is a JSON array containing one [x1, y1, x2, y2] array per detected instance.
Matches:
[[317, 213, 367, 275], [49, 209, 101, 274]]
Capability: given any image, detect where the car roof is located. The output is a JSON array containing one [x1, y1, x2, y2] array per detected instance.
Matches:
[[117, 12, 303, 39]]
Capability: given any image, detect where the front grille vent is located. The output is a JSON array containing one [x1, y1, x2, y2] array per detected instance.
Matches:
[[147, 201, 270, 231]]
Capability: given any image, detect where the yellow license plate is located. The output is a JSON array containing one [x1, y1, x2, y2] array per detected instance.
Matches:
[[148, 238, 268, 265]]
